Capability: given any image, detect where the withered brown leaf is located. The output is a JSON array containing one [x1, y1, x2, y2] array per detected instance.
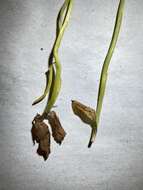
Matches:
[[71, 100, 96, 125], [37, 135, 51, 161], [47, 111, 66, 145], [31, 114, 51, 160]]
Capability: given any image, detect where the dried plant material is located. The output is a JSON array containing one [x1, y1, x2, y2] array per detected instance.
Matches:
[[31, 114, 48, 143], [37, 136, 51, 161], [47, 111, 66, 145], [31, 114, 51, 160], [71, 100, 96, 125]]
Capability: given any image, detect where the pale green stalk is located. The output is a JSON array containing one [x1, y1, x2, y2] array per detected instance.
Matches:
[[57, 0, 69, 32], [32, 1, 69, 106], [32, 66, 53, 105], [88, 0, 125, 147], [43, 0, 73, 114]]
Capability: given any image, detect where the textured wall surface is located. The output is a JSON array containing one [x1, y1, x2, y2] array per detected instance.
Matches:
[[0, 0, 143, 190]]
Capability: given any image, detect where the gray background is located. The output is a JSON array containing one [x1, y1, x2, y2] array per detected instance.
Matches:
[[0, 0, 143, 190]]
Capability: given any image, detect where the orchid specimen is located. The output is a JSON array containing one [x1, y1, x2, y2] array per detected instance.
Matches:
[[72, 0, 125, 147], [31, 0, 73, 160], [31, 0, 125, 160]]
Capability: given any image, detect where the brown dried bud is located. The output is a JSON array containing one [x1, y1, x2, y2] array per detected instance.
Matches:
[[37, 135, 50, 161], [47, 111, 66, 145], [71, 100, 96, 125], [31, 114, 51, 160]]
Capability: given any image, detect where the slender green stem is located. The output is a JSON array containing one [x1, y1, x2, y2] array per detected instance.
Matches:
[[43, 0, 73, 114], [57, 0, 69, 34], [88, 0, 125, 147], [32, 65, 53, 105], [33, 0, 72, 108]]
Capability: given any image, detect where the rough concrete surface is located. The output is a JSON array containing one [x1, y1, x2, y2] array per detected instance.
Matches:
[[0, 0, 143, 190]]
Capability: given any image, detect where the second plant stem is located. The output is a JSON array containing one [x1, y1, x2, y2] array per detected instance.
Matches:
[[88, 0, 125, 147]]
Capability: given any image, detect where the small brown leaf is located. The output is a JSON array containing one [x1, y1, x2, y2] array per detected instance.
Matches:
[[37, 134, 51, 161], [71, 100, 96, 125], [31, 114, 51, 160], [47, 111, 66, 145], [31, 114, 48, 144]]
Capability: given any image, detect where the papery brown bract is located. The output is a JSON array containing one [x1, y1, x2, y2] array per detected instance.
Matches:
[[31, 114, 51, 160], [37, 134, 51, 161], [71, 100, 96, 125], [31, 115, 48, 144], [47, 111, 66, 145]]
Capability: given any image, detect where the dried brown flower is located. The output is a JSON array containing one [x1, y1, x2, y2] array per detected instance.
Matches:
[[31, 114, 51, 160], [37, 136, 50, 161], [71, 100, 96, 125], [46, 111, 66, 145]]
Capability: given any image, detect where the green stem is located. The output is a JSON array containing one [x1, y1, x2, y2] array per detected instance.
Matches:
[[57, 0, 69, 34], [43, 0, 73, 114], [32, 65, 53, 105], [88, 0, 125, 147], [32, 0, 67, 106]]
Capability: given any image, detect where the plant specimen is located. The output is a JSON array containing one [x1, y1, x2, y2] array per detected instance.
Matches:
[[31, 0, 73, 160], [72, 0, 125, 147], [31, 0, 125, 160]]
